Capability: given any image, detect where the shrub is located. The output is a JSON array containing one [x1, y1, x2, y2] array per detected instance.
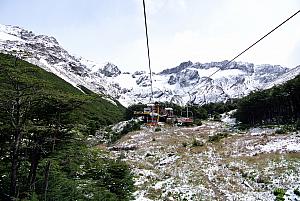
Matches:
[[194, 119, 202, 126], [237, 123, 250, 131], [273, 188, 286, 201], [294, 187, 300, 196], [154, 127, 161, 132], [213, 113, 221, 121], [295, 119, 300, 130], [256, 176, 270, 184], [192, 138, 203, 147], [121, 121, 141, 135], [275, 196, 285, 201], [275, 129, 285, 134], [182, 142, 188, 147]]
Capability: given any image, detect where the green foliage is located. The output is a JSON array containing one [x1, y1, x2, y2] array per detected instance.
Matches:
[[194, 119, 203, 126], [70, 94, 125, 129], [120, 121, 141, 135], [0, 53, 134, 200], [294, 187, 300, 196], [182, 142, 188, 147], [296, 119, 300, 130], [256, 176, 271, 184], [110, 120, 142, 143], [273, 188, 286, 196], [154, 127, 162, 132], [273, 188, 286, 201], [126, 101, 237, 124], [213, 113, 222, 121], [192, 138, 203, 147], [237, 123, 250, 130], [77, 84, 95, 95], [202, 100, 238, 116], [125, 103, 147, 120], [235, 75, 300, 126], [189, 106, 208, 120], [49, 144, 134, 201], [0, 53, 125, 128], [159, 102, 183, 117], [275, 128, 285, 134]]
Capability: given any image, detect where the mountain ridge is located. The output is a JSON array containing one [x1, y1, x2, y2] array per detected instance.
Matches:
[[1, 24, 299, 107]]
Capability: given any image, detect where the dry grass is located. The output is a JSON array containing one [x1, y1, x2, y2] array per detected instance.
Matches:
[[106, 121, 300, 201]]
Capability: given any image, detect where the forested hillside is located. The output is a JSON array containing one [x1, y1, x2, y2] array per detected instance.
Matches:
[[235, 74, 300, 126], [0, 53, 133, 200]]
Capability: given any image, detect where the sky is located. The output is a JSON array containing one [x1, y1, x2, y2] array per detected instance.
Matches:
[[0, 0, 300, 72]]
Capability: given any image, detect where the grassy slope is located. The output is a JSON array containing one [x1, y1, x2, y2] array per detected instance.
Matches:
[[0, 53, 125, 126]]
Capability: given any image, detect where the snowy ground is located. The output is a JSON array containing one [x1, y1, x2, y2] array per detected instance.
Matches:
[[105, 120, 300, 201]]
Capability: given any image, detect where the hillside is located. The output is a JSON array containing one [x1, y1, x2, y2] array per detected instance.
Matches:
[[108, 120, 300, 201], [0, 52, 125, 127], [0, 53, 133, 200], [104, 76, 300, 201], [235, 74, 300, 126]]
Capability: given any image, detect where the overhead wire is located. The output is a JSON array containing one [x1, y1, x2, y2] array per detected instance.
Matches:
[[141, 2, 300, 105], [188, 8, 300, 98], [208, 9, 300, 78], [142, 0, 154, 102]]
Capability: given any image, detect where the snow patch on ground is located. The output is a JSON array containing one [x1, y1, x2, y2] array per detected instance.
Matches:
[[0, 31, 24, 42], [108, 121, 300, 201], [254, 135, 300, 154]]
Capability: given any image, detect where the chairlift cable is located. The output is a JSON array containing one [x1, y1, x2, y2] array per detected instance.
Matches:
[[189, 8, 300, 95], [208, 9, 300, 78], [142, 0, 154, 102]]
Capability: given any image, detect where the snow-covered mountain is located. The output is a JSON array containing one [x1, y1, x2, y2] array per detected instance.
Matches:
[[0, 24, 299, 107]]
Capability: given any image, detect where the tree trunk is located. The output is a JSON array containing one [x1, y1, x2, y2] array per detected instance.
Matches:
[[10, 128, 21, 198], [27, 148, 41, 191], [9, 86, 22, 198], [44, 161, 51, 201]]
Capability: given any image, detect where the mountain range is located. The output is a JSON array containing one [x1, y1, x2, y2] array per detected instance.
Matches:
[[0, 24, 299, 107]]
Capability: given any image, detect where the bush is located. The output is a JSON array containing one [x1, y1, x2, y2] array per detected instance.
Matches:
[[213, 113, 221, 121], [182, 142, 187, 147], [296, 119, 300, 130], [192, 138, 203, 147], [154, 127, 161, 132], [256, 176, 270, 184], [294, 187, 300, 196], [273, 188, 286, 201], [274, 189, 285, 196], [109, 121, 142, 143], [275, 129, 285, 134], [121, 121, 141, 135], [194, 119, 202, 126], [237, 123, 250, 131]]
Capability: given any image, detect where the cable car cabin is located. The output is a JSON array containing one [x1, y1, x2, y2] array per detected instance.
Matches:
[[133, 103, 175, 125], [164, 108, 175, 124], [176, 106, 193, 125]]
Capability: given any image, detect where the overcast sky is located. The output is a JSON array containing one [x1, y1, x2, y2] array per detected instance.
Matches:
[[0, 0, 300, 72]]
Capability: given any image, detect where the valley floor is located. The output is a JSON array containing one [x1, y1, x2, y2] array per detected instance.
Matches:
[[107, 120, 300, 201]]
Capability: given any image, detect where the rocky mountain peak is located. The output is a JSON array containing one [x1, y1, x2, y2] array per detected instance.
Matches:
[[100, 63, 121, 77], [160, 61, 193, 75], [0, 24, 299, 107]]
